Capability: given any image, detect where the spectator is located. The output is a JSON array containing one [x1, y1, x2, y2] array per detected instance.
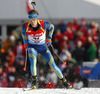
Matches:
[[88, 21, 96, 29], [53, 29, 63, 43], [72, 18, 80, 31], [72, 41, 84, 64], [74, 64, 82, 76], [75, 31, 86, 46], [67, 20, 74, 29], [63, 63, 74, 82], [53, 29, 63, 50], [14, 40, 25, 65], [39, 68, 46, 88], [87, 37, 97, 61], [79, 18, 89, 38], [59, 37, 70, 51], [45, 81, 56, 88], [0, 66, 8, 87], [2, 36, 12, 52], [64, 26, 74, 42], [81, 77, 88, 87], [63, 26, 75, 52], [9, 33, 16, 48], [91, 27, 98, 48], [59, 48, 72, 61], [16, 60, 25, 75], [8, 66, 16, 87], [46, 68, 58, 86], [73, 77, 84, 89], [55, 20, 66, 33], [4, 61, 12, 73], [15, 75, 26, 88], [59, 48, 72, 71], [8, 50, 15, 66]]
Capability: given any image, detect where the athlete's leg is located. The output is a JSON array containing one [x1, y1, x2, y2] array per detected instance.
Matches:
[[40, 45, 72, 88], [28, 48, 38, 76], [41, 48, 63, 79]]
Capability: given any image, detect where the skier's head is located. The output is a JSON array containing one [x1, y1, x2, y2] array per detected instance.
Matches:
[[28, 10, 39, 18], [28, 10, 39, 27]]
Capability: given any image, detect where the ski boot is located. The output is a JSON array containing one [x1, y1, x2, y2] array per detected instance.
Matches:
[[31, 76, 38, 89], [60, 78, 72, 89]]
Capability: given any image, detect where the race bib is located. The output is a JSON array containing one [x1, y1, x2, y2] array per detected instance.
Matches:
[[28, 32, 46, 43]]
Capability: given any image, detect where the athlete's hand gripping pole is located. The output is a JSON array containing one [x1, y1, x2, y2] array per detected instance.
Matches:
[[46, 38, 52, 47], [50, 45, 67, 64], [23, 49, 28, 71]]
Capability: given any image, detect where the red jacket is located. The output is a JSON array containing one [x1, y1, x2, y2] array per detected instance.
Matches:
[[46, 82, 56, 88], [64, 31, 74, 41], [75, 36, 86, 46], [14, 45, 25, 56], [15, 79, 26, 88], [80, 26, 89, 38]]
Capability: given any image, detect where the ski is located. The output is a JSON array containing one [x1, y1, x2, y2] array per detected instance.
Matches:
[[22, 88, 40, 91], [22, 87, 81, 91]]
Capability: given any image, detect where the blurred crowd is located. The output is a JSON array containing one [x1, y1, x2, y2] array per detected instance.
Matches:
[[0, 18, 99, 89]]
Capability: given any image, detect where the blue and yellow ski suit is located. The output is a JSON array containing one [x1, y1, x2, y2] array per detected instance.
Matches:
[[21, 20, 63, 79]]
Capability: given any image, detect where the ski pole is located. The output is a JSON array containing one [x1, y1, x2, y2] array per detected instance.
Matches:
[[23, 49, 28, 71], [50, 45, 67, 64], [23, 2, 35, 71]]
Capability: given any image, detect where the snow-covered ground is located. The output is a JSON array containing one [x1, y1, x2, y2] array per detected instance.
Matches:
[[0, 88, 100, 94]]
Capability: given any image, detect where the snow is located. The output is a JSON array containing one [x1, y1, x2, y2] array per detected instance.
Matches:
[[0, 88, 100, 94]]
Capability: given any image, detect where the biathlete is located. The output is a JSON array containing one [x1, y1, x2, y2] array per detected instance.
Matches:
[[21, 9, 72, 89]]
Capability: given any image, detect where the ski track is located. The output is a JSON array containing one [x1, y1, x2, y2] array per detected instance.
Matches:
[[0, 88, 100, 94]]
